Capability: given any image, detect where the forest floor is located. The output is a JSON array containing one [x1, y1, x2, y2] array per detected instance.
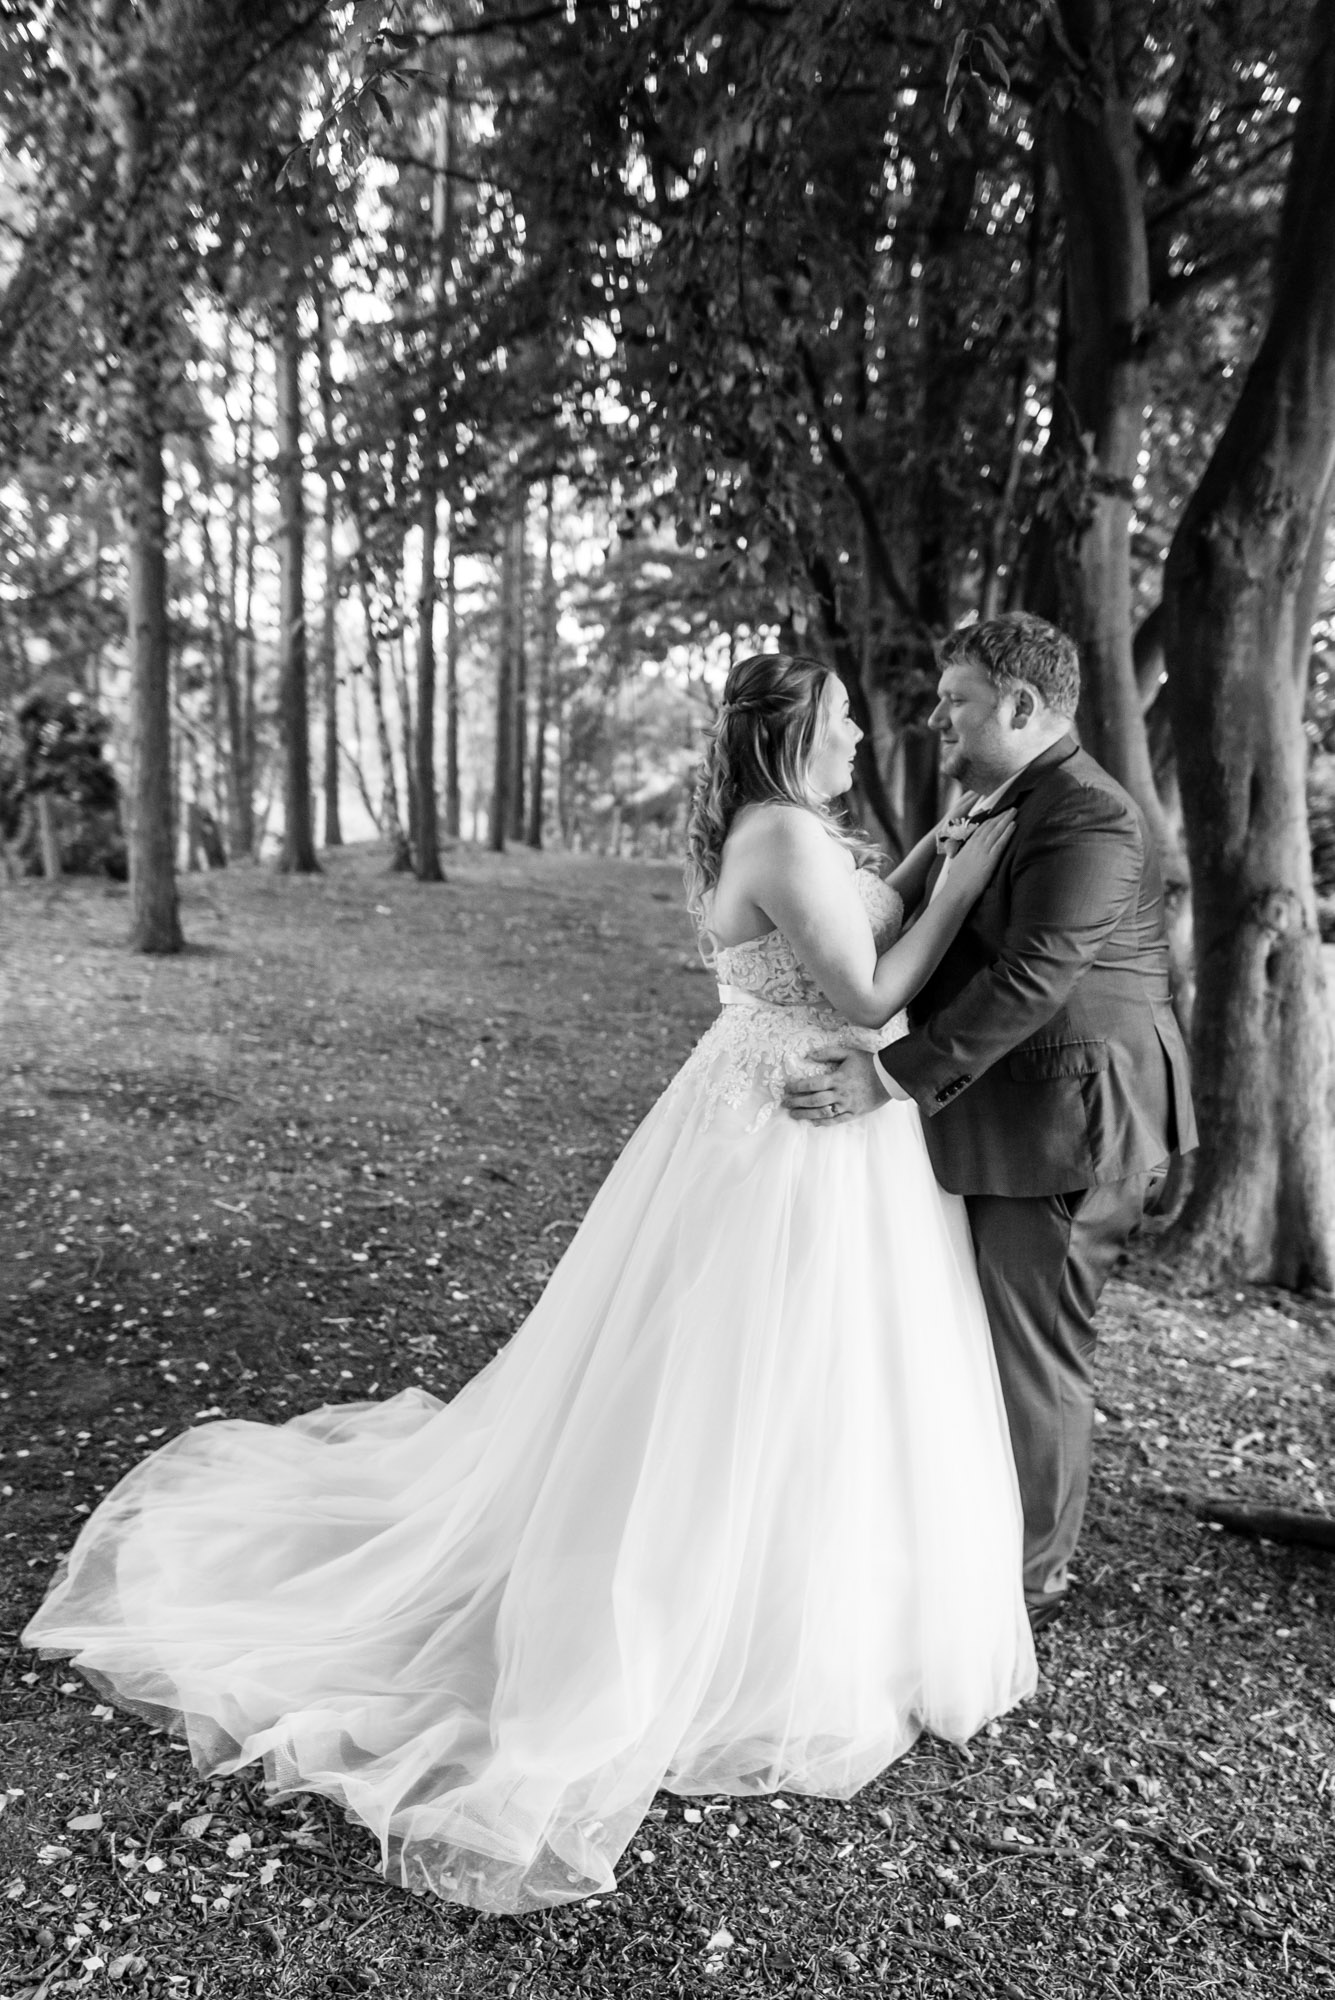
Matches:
[[1, 843, 1333, 2000]]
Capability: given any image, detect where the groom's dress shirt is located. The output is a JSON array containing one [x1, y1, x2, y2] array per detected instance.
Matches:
[[878, 735, 1195, 1197]]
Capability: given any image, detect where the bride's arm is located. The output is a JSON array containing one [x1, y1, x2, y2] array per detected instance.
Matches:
[[747, 805, 1014, 1029]]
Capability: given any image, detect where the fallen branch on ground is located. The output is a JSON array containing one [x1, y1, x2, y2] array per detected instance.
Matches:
[[1184, 1494, 1335, 1549]]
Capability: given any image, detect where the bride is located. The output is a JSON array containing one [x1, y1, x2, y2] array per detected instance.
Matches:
[[23, 652, 1035, 1914]]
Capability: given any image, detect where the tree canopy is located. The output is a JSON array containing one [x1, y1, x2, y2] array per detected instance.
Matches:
[[2, 0, 1333, 1286]]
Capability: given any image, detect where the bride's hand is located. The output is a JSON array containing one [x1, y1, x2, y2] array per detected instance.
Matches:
[[944, 808, 1016, 898]]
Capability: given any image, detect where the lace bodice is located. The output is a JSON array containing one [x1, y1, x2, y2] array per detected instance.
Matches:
[[713, 872, 905, 1008], [669, 870, 910, 1132]]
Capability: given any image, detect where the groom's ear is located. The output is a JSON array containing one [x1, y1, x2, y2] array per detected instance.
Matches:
[[1010, 684, 1036, 727]]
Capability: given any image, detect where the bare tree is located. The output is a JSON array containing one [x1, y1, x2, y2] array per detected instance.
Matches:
[[227, 328, 262, 859], [95, 0, 183, 950], [489, 508, 521, 851], [507, 488, 528, 842], [444, 505, 461, 839], [273, 276, 318, 873], [316, 291, 343, 849], [411, 88, 456, 884], [526, 477, 556, 849]]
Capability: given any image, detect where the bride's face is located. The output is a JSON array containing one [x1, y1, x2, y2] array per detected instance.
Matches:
[[805, 676, 862, 801]]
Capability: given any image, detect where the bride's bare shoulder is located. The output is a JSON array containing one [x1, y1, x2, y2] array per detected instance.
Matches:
[[726, 800, 827, 854], [730, 803, 855, 875]]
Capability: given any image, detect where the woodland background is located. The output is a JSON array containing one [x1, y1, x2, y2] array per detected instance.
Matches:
[[3, 1, 1335, 1275], [3, 8, 1335, 1997]]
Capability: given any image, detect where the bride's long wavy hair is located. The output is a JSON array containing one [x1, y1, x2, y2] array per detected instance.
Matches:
[[684, 652, 875, 935]]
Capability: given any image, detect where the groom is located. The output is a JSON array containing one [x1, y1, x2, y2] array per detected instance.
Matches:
[[787, 613, 1196, 1630]]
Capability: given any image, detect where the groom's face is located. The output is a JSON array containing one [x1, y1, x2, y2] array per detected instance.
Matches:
[[930, 658, 1026, 793]]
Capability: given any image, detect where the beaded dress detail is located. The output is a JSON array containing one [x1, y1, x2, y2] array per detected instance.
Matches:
[[671, 870, 909, 1131]]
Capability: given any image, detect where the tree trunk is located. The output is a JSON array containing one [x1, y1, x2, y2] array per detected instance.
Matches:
[[345, 666, 380, 830], [316, 293, 343, 850], [97, 1, 183, 952], [184, 722, 202, 871], [526, 477, 556, 848], [1043, 2, 1171, 847], [506, 492, 528, 843], [35, 791, 61, 880], [914, 118, 981, 634], [392, 622, 418, 852], [1037, 0, 1194, 1019], [231, 328, 261, 860], [274, 283, 318, 874], [1162, 0, 1335, 1292], [183, 419, 236, 856], [88, 512, 105, 705], [358, 567, 411, 870], [410, 101, 454, 884], [412, 95, 456, 878], [489, 533, 515, 853], [204, 525, 232, 845], [413, 478, 444, 879], [219, 324, 247, 857], [125, 367, 183, 944], [442, 80, 461, 850], [555, 692, 572, 847], [444, 509, 461, 839], [804, 548, 901, 846], [892, 724, 942, 849]]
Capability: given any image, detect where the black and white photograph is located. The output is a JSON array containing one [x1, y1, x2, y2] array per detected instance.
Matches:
[[1, 3, 1333, 1996]]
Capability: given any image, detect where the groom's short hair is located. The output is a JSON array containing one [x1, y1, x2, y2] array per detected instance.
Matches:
[[939, 613, 1080, 717]]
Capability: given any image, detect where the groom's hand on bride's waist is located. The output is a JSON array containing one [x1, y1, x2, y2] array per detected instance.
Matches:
[[784, 1048, 891, 1123]]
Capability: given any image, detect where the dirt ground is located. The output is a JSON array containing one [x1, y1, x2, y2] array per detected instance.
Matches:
[[1, 845, 1333, 2000]]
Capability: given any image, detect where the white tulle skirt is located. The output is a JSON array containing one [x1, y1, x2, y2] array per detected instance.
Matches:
[[23, 1023, 1035, 1912]]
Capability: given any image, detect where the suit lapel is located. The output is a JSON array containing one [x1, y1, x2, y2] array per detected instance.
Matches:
[[919, 736, 1079, 921], [958, 737, 1080, 923]]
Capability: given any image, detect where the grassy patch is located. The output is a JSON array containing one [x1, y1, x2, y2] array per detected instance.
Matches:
[[2, 846, 1333, 1998]]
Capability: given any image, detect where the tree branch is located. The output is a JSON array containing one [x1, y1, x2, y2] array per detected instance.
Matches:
[[1187, 1493, 1335, 1550], [1152, 237, 1276, 314], [1145, 129, 1294, 231], [796, 340, 932, 639]]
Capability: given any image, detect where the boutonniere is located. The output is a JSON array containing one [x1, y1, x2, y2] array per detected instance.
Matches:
[[935, 791, 987, 858], [935, 813, 982, 858]]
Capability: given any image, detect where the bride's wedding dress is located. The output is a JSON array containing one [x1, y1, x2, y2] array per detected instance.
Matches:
[[24, 871, 1035, 1912]]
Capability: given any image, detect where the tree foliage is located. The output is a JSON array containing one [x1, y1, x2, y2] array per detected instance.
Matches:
[[3, 0, 1335, 1281]]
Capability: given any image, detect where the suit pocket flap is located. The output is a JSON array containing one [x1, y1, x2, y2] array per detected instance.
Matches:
[[1009, 1038, 1110, 1081]]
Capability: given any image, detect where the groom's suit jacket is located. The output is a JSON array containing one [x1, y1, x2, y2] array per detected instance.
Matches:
[[877, 735, 1196, 1198]]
